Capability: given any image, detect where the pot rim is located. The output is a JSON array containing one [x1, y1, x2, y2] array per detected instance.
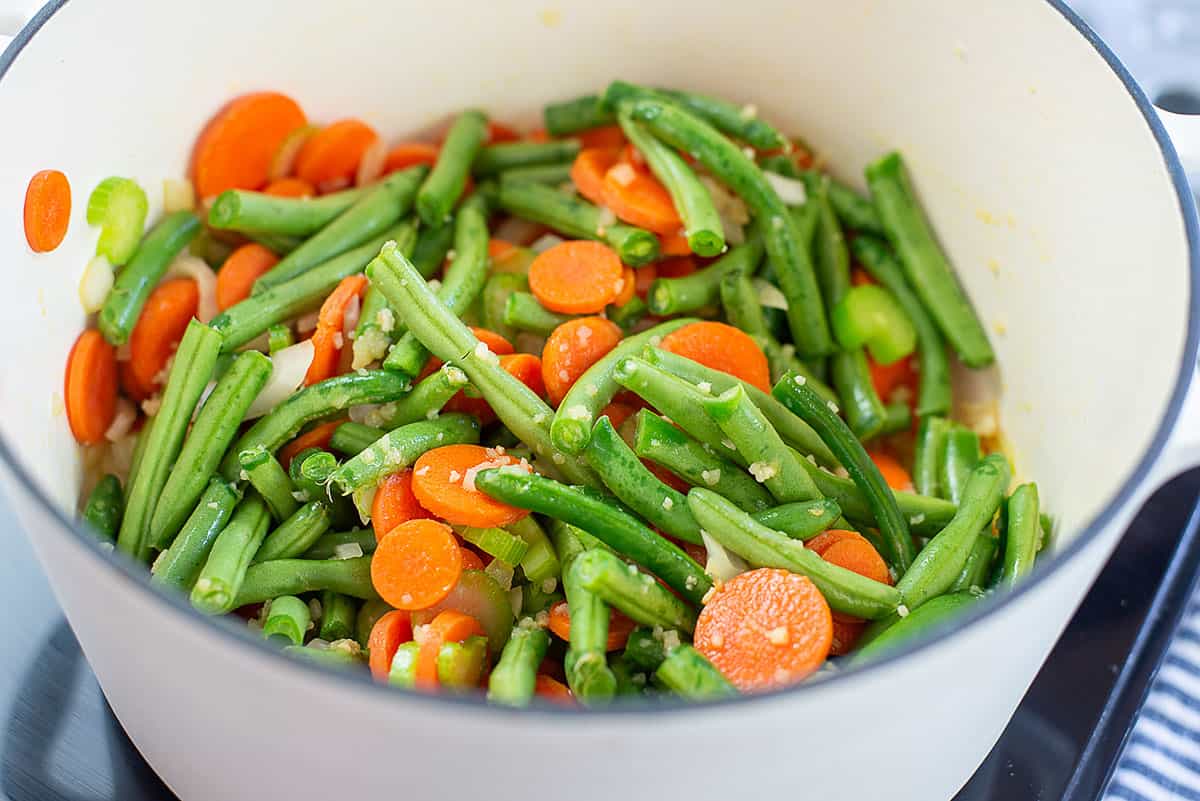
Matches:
[[2, 0, 1197, 719]]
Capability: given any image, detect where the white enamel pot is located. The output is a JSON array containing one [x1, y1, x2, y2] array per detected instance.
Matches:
[[3, 1, 1200, 799]]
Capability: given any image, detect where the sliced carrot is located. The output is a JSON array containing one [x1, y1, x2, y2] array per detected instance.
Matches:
[[851, 267, 873, 287], [598, 401, 637, 432], [526, 128, 552, 143], [658, 231, 691, 257], [869, 451, 914, 493], [807, 529, 891, 656], [528, 240, 624, 315], [64, 330, 118, 444], [541, 317, 624, 406], [618, 143, 647, 171], [868, 354, 916, 404], [577, 124, 626, 150], [305, 274, 369, 385], [830, 618, 867, 657], [383, 142, 440, 175], [421, 327, 514, 380], [124, 279, 200, 400], [693, 567, 832, 691], [634, 264, 657, 299], [216, 243, 279, 311], [445, 352, 543, 424], [655, 255, 697, 279], [547, 600, 637, 651], [191, 92, 307, 198], [411, 444, 532, 528], [459, 548, 485, 571], [602, 162, 682, 235], [489, 238, 518, 261], [368, 609, 412, 682], [294, 119, 380, 187], [24, 170, 71, 252], [569, 147, 620, 206], [371, 519, 464, 610], [263, 177, 316, 198], [372, 469, 432, 541], [487, 121, 521, 144], [612, 266, 637, 307], [278, 420, 344, 469], [534, 674, 576, 705], [659, 321, 771, 393], [414, 609, 486, 688]]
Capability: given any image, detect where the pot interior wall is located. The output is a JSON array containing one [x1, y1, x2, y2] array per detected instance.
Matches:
[[0, 0, 1189, 552]]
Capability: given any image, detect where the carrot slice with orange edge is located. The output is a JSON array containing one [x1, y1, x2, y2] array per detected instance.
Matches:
[[278, 420, 344, 470], [459, 548, 485, 571], [294, 119, 379, 187], [655, 255, 697, 278], [445, 353, 543, 424], [868, 451, 915, 492], [807, 529, 892, 655], [383, 142, 440, 175], [658, 231, 691, 257], [570, 147, 619, 206], [414, 609, 485, 688], [304, 274, 369, 386], [693, 567, 832, 692], [64, 330, 118, 444], [487, 121, 521, 144], [371, 469, 431, 541], [411, 444, 533, 528], [602, 162, 682, 235], [868, 354, 916, 404], [577, 124, 626, 150], [263, 177, 316, 198], [191, 92, 306, 198], [612, 266, 637, 307], [371, 518, 464, 611], [528, 240, 624, 315], [216, 243, 279, 311], [534, 674, 576, 705], [368, 609, 413, 681], [598, 401, 637, 432], [659, 321, 771, 393], [124, 278, 200, 400], [547, 600, 637, 651], [541, 316, 623, 406], [24, 170, 71, 252]]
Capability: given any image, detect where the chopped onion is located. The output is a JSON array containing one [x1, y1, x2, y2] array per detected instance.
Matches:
[[104, 398, 137, 442], [166, 254, 219, 323], [245, 340, 315, 419], [342, 294, 361, 342], [296, 311, 320, 335], [349, 403, 381, 424], [352, 485, 376, 524], [700, 529, 749, 583], [78, 256, 114, 314], [951, 359, 1003, 437], [508, 587, 524, 618], [485, 558, 515, 591], [269, 124, 317, 181], [162, 179, 195, 213], [763, 170, 808, 206], [753, 278, 789, 311], [530, 233, 565, 253], [355, 137, 388, 187], [698, 175, 750, 225]]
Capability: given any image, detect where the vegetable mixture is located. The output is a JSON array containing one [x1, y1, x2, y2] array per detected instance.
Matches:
[[53, 83, 1047, 706]]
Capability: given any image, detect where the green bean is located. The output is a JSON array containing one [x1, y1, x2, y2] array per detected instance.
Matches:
[[151, 479, 241, 592], [238, 446, 299, 521], [233, 556, 378, 607], [255, 167, 426, 290], [940, 427, 982, 506], [506, 516, 560, 585], [286, 448, 325, 503], [950, 533, 997, 592], [829, 350, 887, 440], [624, 627, 669, 673], [477, 469, 711, 604], [718, 269, 767, 335], [879, 401, 912, 437], [572, 549, 697, 632], [585, 417, 702, 545], [438, 636, 488, 689], [262, 596, 311, 645], [190, 495, 271, 615], [608, 295, 647, 331], [895, 454, 1009, 608], [641, 347, 837, 467], [761, 340, 840, 408], [318, 591, 359, 642], [248, 232, 302, 256], [999, 483, 1040, 590], [633, 410, 773, 513], [913, 416, 950, 498], [705, 385, 820, 504], [383, 194, 490, 376], [549, 520, 618, 702], [687, 488, 901, 619], [295, 453, 356, 530], [218, 370, 411, 481], [210, 221, 417, 351], [761, 157, 883, 235], [602, 81, 787, 151], [303, 528, 376, 560], [411, 219, 456, 279], [851, 235, 951, 417], [499, 163, 573, 186], [612, 357, 732, 457], [627, 98, 831, 357], [473, 139, 581, 178], [618, 110, 724, 256], [368, 242, 595, 485], [544, 94, 615, 136], [773, 373, 915, 571], [794, 455, 954, 537], [328, 414, 480, 494], [207, 186, 368, 237], [610, 654, 648, 696], [97, 212, 201, 345], [116, 321, 220, 559], [267, 323, 294, 354], [418, 110, 488, 227], [355, 598, 393, 648], [82, 474, 123, 540], [286, 640, 365, 668], [487, 625, 551, 706], [495, 180, 659, 267], [655, 645, 736, 700], [864, 153, 992, 367], [481, 273, 527, 343], [648, 236, 763, 315], [504, 291, 574, 336], [754, 499, 842, 540], [254, 501, 332, 563], [855, 591, 979, 661], [373, 365, 471, 429], [328, 422, 384, 456]]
